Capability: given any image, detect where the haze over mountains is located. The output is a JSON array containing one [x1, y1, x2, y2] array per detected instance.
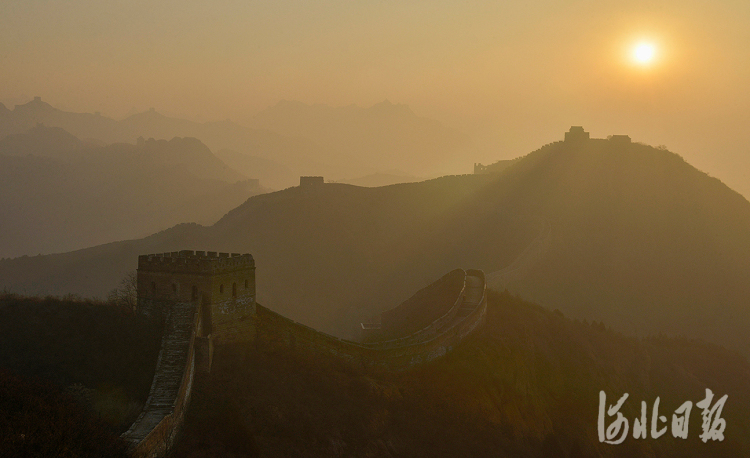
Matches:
[[0, 126, 264, 258], [0, 98, 471, 189], [3, 135, 749, 360], [249, 100, 471, 178]]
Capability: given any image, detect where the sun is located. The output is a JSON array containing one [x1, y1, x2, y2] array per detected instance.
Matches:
[[632, 42, 657, 65]]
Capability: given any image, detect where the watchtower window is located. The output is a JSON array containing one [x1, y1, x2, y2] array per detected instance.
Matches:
[[219, 284, 224, 294], [151, 282, 156, 295], [191, 285, 198, 301], [172, 284, 177, 293], [232, 283, 237, 298], [244, 279, 248, 289]]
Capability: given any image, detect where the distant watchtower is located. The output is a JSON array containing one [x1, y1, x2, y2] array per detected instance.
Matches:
[[474, 163, 489, 174], [137, 250, 256, 343], [608, 134, 631, 145], [564, 126, 590, 142]]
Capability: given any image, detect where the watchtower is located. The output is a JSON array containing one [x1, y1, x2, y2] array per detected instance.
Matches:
[[608, 134, 631, 145], [564, 126, 590, 143], [137, 250, 256, 343]]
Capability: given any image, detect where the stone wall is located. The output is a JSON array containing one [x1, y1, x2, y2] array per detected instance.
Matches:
[[125, 265, 487, 457], [379, 269, 466, 340], [252, 270, 487, 370], [207, 271, 256, 344], [136, 251, 255, 342], [122, 300, 207, 458]]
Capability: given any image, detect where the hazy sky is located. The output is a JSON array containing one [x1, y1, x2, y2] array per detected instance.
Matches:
[[2, 0, 749, 196]]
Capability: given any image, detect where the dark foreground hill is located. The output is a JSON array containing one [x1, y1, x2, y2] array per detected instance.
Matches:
[[2, 136, 749, 357], [0, 294, 163, 433], [173, 290, 750, 457], [0, 370, 129, 457], [0, 128, 265, 258]]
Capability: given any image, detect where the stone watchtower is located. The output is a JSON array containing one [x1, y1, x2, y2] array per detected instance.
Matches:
[[564, 126, 590, 142], [137, 250, 256, 343]]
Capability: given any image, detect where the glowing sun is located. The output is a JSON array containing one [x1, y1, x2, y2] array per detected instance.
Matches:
[[632, 42, 657, 65]]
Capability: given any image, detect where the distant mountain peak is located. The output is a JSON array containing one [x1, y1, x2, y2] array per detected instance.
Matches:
[[369, 99, 413, 116]]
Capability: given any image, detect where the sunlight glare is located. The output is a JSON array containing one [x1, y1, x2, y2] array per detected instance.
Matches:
[[633, 42, 656, 65]]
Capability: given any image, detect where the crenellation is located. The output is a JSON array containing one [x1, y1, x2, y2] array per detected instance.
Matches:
[[138, 252, 254, 273], [137, 251, 256, 335]]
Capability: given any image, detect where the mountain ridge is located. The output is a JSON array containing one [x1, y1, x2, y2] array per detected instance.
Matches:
[[1, 98, 472, 188], [2, 136, 749, 357], [0, 127, 264, 258]]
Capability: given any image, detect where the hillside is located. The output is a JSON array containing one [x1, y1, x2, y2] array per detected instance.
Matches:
[[2, 135, 750, 357], [478, 138, 750, 353], [339, 171, 425, 188], [173, 290, 750, 457], [0, 370, 129, 457], [0, 128, 265, 258], [0, 123, 97, 159], [0, 294, 163, 433]]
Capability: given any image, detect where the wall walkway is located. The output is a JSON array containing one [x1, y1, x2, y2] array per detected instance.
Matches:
[[121, 301, 202, 458], [254, 270, 487, 370]]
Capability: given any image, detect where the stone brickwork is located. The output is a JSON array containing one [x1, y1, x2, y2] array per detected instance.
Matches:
[[137, 250, 255, 343]]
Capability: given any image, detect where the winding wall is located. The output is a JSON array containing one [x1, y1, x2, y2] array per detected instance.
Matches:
[[253, 270, 487, 369], [121, 299, 210, 458], [123, 269, 487, 457]]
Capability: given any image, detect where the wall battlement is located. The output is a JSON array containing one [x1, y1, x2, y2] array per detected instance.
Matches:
[[138, 251, 253, 274]]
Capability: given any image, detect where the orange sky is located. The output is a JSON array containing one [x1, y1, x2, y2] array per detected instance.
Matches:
[[2, 0, 749, 196]]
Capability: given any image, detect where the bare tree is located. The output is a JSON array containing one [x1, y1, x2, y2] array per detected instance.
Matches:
[[108, 271, 137, 313]]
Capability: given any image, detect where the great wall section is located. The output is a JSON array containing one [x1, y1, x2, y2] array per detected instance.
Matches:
[[121, 250, 487, 458]]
